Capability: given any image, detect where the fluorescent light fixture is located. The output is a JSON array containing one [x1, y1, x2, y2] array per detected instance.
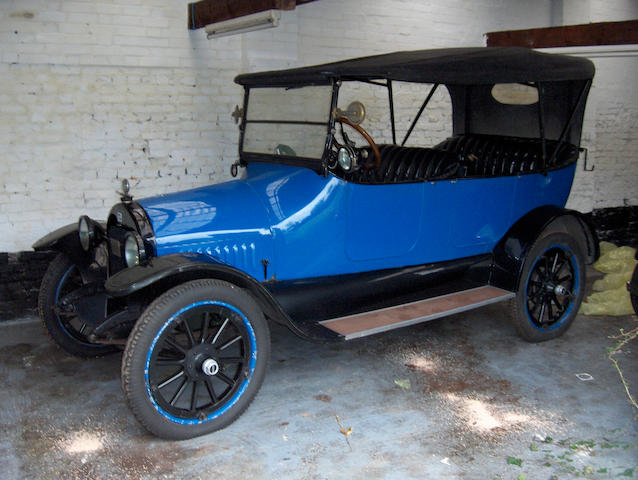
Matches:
[[205, 9, 281, 39]]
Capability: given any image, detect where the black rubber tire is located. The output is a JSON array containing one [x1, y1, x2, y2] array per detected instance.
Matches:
[[511, 232, 586, 342], [38, 253, 117, 357], [630, 264, 638, 315], [121, 279, 270, 440]]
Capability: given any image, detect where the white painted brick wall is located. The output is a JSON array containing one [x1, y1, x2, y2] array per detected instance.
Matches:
[[0, 0, 636, 251], [586, 55, 638, 210], [559, 0, 638, 212]]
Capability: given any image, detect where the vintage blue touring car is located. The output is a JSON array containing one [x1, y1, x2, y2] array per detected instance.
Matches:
[[34, 47, 598, 439]]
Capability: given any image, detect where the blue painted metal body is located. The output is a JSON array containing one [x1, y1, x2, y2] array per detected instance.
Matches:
[[138, 162, 576, 283]]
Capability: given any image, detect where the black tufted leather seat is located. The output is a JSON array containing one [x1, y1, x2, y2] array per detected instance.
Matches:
[[355, 145, 460, 184], [348, 135, 577, 184], [435, 134, 578, 178]]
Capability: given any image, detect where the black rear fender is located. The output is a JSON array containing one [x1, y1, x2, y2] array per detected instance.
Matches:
[[491, 206, 599, 291]]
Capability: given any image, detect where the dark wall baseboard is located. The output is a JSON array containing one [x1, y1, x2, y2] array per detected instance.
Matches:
[[0, 251, 56, 321], [1, 205, 636, 322], [586, 205, 638, 249]]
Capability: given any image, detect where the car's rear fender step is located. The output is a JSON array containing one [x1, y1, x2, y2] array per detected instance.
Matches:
[[319, 286, 514, 340]]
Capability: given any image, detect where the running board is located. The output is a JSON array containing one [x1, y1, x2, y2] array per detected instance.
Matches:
[[319, 286, 514, 340]]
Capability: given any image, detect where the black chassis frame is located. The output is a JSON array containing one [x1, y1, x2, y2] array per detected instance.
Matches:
[[34, 201, 598, 344]]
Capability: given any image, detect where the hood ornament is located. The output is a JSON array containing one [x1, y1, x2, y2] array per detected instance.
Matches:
[[118, 178, 133, 202]]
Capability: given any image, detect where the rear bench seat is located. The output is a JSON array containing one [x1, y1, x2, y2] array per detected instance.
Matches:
[[353, 134, 578, 184], [435, 134, 579, 178]]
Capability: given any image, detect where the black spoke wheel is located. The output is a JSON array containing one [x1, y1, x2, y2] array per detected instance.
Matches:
[[38, 253, 116, 357], [122, 279, 269, 440], [148, 304, 251, 420], [511, 232, 585, 342]]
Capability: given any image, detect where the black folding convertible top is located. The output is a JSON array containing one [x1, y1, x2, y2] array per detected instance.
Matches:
[[235, 47, 595, 87]]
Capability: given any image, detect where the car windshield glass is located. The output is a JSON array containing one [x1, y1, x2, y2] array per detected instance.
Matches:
[[242, 86, 332, 160]]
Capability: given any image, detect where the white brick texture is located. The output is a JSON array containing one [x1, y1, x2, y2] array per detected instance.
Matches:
[[0, 0, 637, 251]]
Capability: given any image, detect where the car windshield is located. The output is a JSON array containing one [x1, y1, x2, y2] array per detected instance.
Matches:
[[242, 86, 332, 161]]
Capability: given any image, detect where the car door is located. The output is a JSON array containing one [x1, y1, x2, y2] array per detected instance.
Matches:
[[448, 177, 515, 251], [345, 182, 424, 263]]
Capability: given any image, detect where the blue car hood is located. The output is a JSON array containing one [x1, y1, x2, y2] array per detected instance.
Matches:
[[136, 163, 346, 281], [139, 180, 270, 241], [137, 174, 274, 278]]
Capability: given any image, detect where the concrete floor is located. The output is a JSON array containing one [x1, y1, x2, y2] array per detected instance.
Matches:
[[1, 291, 637, 479]]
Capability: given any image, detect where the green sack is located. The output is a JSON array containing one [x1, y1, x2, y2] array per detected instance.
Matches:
[[580, 286, 634, 316], [592, 245, 637, 274], [592, 270, 633, 292], [599, 241, 617, 255], [580, 243, 636, 316]]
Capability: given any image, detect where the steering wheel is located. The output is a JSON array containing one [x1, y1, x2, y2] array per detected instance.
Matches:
[[335, 117, 381, 170]]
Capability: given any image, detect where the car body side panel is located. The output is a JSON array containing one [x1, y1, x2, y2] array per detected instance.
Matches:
[[244, 163, 348, 279], [448, 177, 515, 248], [345, 182, 423, 261], [137, 162, 577, 283], [510, 164, 576, 222], [248, 164, 577, 279]]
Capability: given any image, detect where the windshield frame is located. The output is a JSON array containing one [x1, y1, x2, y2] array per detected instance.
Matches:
[[238, 83, 339, 173]]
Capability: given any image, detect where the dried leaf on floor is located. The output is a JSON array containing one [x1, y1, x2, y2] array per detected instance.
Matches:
[[394, 379, 411, 390], [335, 415, 353, 451]]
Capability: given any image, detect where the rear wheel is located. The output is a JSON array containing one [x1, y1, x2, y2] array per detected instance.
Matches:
[[121, 279, 270, 440], [38, 253, 116, 357], [511, 232, 586, 342]]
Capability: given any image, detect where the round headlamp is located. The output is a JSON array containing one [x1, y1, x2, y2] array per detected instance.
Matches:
[[78, 216, 94, 251], [337, 147, 354, 171], [124, 233, 146, 267]]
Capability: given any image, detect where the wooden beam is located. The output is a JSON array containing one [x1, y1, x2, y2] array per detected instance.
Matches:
[[188, 0, 316, 30], [486, 20, 638, 48]]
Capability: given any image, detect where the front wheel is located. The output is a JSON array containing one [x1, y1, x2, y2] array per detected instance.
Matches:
[[511, 232, 586, 342], [38, 253, 117, 357], [121, 279, 270, 440]]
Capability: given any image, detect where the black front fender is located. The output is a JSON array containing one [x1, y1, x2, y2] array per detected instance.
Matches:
[[104, 253, 330, 341], [105, 253, 243, 297], [33, 223, 80, 252], [34, 223, 86, 267], [33, 221, 107, 250], [33, 221, 107, 269]]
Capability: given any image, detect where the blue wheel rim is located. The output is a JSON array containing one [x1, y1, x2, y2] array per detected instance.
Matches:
[[524, 244, 580, 331], [144, 301, 257, 425]]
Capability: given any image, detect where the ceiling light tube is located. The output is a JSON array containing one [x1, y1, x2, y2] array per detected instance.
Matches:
[[205, 9, 281, 39]]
